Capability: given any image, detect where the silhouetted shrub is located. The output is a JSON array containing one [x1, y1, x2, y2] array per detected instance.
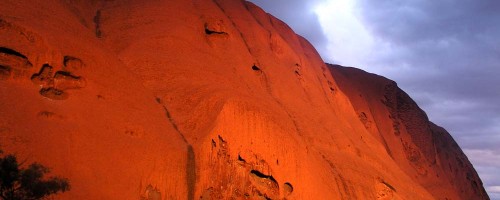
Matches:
[[0, 150, 70, 200]]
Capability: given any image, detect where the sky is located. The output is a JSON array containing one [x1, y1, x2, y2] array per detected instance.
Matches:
[[249, 0, 500, 199]]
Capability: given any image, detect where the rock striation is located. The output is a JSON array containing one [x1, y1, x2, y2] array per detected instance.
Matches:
[[0, 0, 488, 199]]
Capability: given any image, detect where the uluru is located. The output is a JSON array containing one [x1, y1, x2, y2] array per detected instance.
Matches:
[[0, 0, 490, 199]]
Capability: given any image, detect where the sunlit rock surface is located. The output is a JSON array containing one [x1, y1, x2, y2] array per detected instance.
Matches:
[[0, 0, 488, 199]]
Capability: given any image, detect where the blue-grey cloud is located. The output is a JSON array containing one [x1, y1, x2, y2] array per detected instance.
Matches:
[[354, 0, 500, 155]]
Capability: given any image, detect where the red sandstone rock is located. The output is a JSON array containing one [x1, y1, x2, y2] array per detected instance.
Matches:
[[328, 65, 489, 200], [0, 0, 487, 199]]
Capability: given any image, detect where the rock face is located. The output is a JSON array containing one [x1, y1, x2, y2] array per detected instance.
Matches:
[[328, 65, 489, 200], [0, 0, 488, 199]]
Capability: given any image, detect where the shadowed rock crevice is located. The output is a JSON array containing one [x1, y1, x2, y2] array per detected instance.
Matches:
[[249, 170, 277, 183], [283, 182, 293, 196], [31, 64, 53, 85], [249, 169, 279, 199], [0, 47, 33, 79], [204, 22, 228, 35], [237, 154, 246, 162], [251, 64, 261, 71], [53, 71, 86, 90], [30, 58, 86, 100], [0, 47, 28, 59], [63, 56, 85, 74], [376, 180, 397, 199], [358, 112, 372, 129], [205, 29, 226, 35], [381, 180, 396, 192], [202, 136, 290, 200], [294, 64, 302, 77], [39, 87, 68, 100]]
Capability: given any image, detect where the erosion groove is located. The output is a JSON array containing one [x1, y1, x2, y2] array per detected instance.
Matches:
[[156, 97, 196, 200], [211, 0, 255, 59]]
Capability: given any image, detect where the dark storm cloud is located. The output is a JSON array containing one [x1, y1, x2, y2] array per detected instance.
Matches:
[[247, 0, 329, 54], [357, 0, 500, 45]]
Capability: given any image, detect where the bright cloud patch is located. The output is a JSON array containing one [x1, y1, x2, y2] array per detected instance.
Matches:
[[314, 0, 374, 68]]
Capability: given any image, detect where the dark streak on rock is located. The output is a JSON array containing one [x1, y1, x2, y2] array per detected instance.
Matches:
[[93, 10, 102, 38], [187, 145, 196, 200], [382, 181, 396, 192], [156, 96, 196, 200]]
